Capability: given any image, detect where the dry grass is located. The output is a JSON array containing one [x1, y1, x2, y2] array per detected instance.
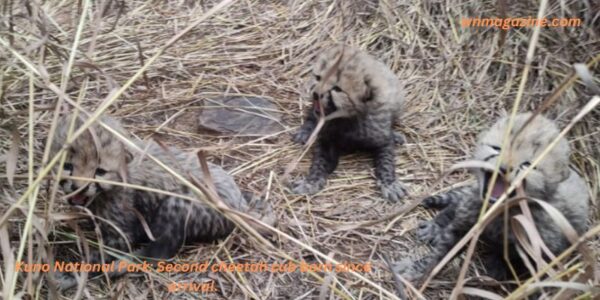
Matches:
[[0, 0, 599, 299]]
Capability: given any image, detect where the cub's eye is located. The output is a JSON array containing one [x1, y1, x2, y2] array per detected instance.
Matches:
[[332, 86, 342, 92], [314, 75, 321, 81], [521, 161, 532, 168], [95, 168, 107, 176], [63, 163, 73, 171], [489, 145, 501, 151]]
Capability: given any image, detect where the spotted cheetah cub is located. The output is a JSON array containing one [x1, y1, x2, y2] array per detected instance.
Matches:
[[395, 113, 589, 281], [291, 45, 407, 202], [50, 115, 257, 288]]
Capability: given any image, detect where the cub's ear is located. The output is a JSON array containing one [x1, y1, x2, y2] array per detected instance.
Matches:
[[119, 148, 133, 183], [558, 166, 570, 182], [361, 77, 374, 103], [50, 115, 74, 156], [125, 148, 134, 164]]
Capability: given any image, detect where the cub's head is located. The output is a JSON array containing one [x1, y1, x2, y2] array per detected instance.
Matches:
[[308, 45, 375, 117], [473, 113, 570, 202], [50, 115, 132, 206]]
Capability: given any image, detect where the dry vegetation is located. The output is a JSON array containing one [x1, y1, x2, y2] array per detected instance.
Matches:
[[0, 0, 599, 299]]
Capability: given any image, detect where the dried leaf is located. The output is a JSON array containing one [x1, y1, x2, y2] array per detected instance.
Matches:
[[511, 214, 555, 276], [530, 199, 579, 244], [531, 198, 595, 281]]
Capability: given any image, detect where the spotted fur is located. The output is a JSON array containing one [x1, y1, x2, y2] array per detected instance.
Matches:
[[49, 115, 255, 289], [291, 45, 407, 202], [395, 113, 589, 282]]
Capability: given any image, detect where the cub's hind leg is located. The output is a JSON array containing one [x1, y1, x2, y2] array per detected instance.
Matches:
[[417, 203, 457, 246], [422, 185, 475, 209], [136, 216, 185, 260], [137, 195, 236, 260], [418, 186, 478, 246]]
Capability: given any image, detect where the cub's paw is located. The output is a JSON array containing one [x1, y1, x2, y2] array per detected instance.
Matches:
[[416, 221, 440, 245], [290, 178, 325, 195], [378, 180, 408, 202], [391, 258, 422, 283], [393, 132, 406, 145], [50, 272, 79, 291], [247, 196, 278, 233], [422, 194, 451, 209], [291, 128, 312, 145], [422, 195, 439, 208]]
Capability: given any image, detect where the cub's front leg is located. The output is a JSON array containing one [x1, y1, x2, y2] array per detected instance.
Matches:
[[417, 185, 478, 244], [291, 141, 339, 195], [373, 143, 407, 202], [292, 110, 318, 145], [51, 232, 130, 290]]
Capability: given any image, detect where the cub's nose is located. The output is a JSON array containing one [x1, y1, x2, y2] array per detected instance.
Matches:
[[70, 183, 89, 194], [312, 91, 319, 101]]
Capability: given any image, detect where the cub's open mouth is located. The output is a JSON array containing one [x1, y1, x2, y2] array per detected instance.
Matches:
[[68, 193, 89, 206], [313, 99, 321, 114], [482, 171, 517, 203], [313, 98, 337, 116]]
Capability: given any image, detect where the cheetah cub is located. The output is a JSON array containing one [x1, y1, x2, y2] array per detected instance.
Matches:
[[395, 113, 589, 282], [291, 45, 407, 202], [50, 115, 263, 288]]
